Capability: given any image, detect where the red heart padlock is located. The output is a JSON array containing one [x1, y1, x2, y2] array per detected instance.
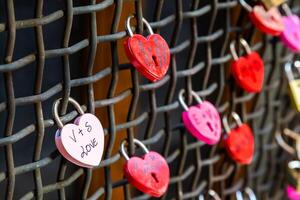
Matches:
[[230, 39, 264, 93], [121, 139, 170, 197], [240, 0, 284, 36], [124, 16, 170, 82], [249, 5, 284, 36], [222, 112, 254, 164]]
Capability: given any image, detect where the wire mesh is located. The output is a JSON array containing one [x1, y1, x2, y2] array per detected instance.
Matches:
[[0, 0, 299, 199]]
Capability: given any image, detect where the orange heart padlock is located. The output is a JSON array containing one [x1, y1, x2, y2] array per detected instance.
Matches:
[[239, 0, 284, 36], [222, 112, 255, 164], [230, 38, 264, 93]]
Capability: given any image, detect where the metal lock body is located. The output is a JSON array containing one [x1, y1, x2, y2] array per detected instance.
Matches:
[[285, 61, 300, 112], [288, 80, 300, 111], [262, 0, 286, 9]]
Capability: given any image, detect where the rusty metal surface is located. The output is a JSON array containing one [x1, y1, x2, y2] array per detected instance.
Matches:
[[0, 0, 298, 199]]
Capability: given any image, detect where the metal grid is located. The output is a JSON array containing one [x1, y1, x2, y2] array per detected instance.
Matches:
[[0, 0, 298, 199]]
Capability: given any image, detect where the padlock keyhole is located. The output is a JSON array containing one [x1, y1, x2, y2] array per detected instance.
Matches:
[[206, 121, 214, 132], [152, 55, 159, 67], [151, 172, 159, 183], [269, 15, 276, 22], [294, 32, 299, 40]]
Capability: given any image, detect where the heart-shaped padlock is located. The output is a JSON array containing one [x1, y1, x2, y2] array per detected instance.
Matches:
[[124, 16, 170, 82], [230, 38, 264, 93], [53, 98, 104, 168], [179, 89, 221, 145], [280, 4, 300, 52], [240, 0, 284, 36], [223, 112, 254, 164], [120, 139, 170, 197]]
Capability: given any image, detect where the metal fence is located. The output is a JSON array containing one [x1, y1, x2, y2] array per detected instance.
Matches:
[[0, 0, 298, 199]]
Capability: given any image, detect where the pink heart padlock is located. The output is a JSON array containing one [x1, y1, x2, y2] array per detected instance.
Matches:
[[179, 90, 221, 145], [53, 98, 105, 168], [280, 5, 300, 52]]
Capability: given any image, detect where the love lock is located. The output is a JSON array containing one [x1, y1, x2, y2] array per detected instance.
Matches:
[[240, 0, 284, 36], [120, 139, 170, 197], [124, 15, 170, 82], [280, 4, 300, 52], [285, 61, 300, 112], [53, 98, 104, 168], [222, 112, 254, 164], [178, 89, 221, 145], [230, 38, 264, 93]]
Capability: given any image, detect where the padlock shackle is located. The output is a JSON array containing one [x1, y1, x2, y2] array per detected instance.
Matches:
[[282, 3, 293, 16], [276, 128, 300, 160], [236, 187, 257, 200], [285, 61, 300, 81], [120, 138, 149, 161], [222, 112, 243, 134], [230, 38, 252, 61], [52, 97, 85, 129], [198, 190, 221, 200], [126, 15, 154, 37], [178, 89, 203, 111], [239, 0, 253, 12]]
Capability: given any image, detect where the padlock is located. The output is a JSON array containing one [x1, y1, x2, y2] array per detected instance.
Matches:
[[230, 38, 264, 93], [280, 4, 300, 52], [120, 139, 170, 197], [222, 112, 254, 164], [239, 0, 284, 36], [53, 98, 104, 168], [286, 161, 300, 192], [124, 15, 170, 82], [285, 61, 300, 112], [262, 0, 286, 10], [178, 89, 221, 145]]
